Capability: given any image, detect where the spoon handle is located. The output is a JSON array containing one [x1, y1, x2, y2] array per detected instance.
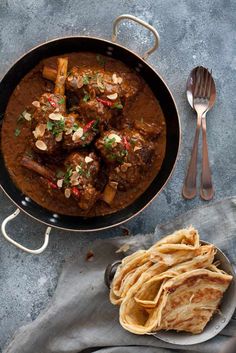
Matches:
[[200, 116, 214, 200], [182, 114, 201, 199]]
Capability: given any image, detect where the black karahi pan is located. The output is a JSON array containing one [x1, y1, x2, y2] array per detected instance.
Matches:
[[0, 15, 180, 253]]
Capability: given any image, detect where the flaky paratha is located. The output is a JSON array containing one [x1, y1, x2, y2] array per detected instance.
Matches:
[[134, 244, 215, 308], [109, 227, 233, 336], [110, 227, 200, 305], [152, 269, 233, 334], [119, 246, 217, 334]]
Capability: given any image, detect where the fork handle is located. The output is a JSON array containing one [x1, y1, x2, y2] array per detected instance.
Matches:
[[182, 114, 201, 199], [200, 116, 214, 200]]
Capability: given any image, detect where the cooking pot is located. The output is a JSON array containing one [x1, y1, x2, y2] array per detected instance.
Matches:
[[0, 15, 180, 253]]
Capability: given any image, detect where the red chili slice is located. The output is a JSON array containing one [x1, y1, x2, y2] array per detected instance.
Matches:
[[96, 97, 113, 107], [47, 180, 58, 189], [83, 120, 96, 133], [123, 136, 131, 150], [72, 187, 80, 198], [48, 97, 57, 108]]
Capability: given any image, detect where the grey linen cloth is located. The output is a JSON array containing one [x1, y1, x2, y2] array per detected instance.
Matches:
[[4, 197, 236, 353]]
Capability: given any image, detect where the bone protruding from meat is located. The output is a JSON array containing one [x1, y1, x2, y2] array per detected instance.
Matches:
[[21, 156, 55, 181], [42, 66, 57, 82], [54, 57, 68, 96], [103, 181, 118, 205]]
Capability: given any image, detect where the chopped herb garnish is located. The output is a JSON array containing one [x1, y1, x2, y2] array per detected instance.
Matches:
[[14, 127, 21, 137], [72, 123, 79, 132], [76, 163, 85, 176], [121, 149, 128, 157], [104, 136, 116, 150], [112, 102, 123, 110], [63, 166, 73, 186], [47, 121, 53, 131], [17, 113, 25, 123], [96, 74, 105, 91], [108, 153, 117, 161], [83, 75, 90, 85], [92, 119, 99, 132], [47, 119, 65, 136], [81, 132, 89, 141], [116, 150, 128, 163], [96, 54, 106, 67], [83, 93, 90, 102], [58, 97, 65, 104], [86, 170, 91, 178], [130, 138, 136, 147]]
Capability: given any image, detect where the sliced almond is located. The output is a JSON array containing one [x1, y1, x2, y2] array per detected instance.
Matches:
[[49, 113, 65, 121], [112, 73, 123, 84], [115, 166, 120, 173], [116, 243, 130, 253], [134, 146, 142, 152], [72, 127, 84, 141], [55, 132, 63, 142], [67, 75, 73, 82], [120, 163, 132, 173], [71, 179, 80, 186], [97, 75, 105, 91], [64, 188, 71, 198], [65, 127, 73, 135], [33, 124, 46, 138], [76, 76, 84, 89], [108, 133, 121, 143], [70, 171, 79, 181], [112, 73, 118, 84], [57, 179, 64, 188], [22, 111, 32, 121], [107, 93, 118, 100], [35, 140, 47, 151], [85, 156, 93, 163], [32, 101, 40, 108], [41, 105, 48, 112]]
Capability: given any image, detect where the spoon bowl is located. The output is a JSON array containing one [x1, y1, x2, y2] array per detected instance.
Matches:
[[186, 66, 216, 114]]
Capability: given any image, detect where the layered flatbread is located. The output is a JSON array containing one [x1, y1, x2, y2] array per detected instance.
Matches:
[[109, 227, 233, 336], [110, 227, 200, 305], [152, 269, 233, 334]]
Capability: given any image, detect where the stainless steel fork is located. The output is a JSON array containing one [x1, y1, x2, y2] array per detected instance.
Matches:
[[182, 67, 213, 199]]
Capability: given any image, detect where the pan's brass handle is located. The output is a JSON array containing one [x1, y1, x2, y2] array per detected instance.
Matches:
[[1, 208, 51, 254], [112, 14, 160, 60]]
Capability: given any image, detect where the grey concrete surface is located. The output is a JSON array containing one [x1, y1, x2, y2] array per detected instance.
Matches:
[[0, 0, 235, 350]]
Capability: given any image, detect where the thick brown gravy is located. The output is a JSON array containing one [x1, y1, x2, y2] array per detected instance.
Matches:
[[1, 52, 166, 216]]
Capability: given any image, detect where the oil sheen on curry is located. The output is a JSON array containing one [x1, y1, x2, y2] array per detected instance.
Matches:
[[1, 53, 166, 216]]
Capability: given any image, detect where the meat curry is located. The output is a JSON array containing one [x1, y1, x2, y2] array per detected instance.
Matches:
[[1, 53, 166, 216]]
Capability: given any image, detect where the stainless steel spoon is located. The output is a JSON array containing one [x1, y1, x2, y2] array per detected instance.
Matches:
[[183, 66, 216, 200]]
